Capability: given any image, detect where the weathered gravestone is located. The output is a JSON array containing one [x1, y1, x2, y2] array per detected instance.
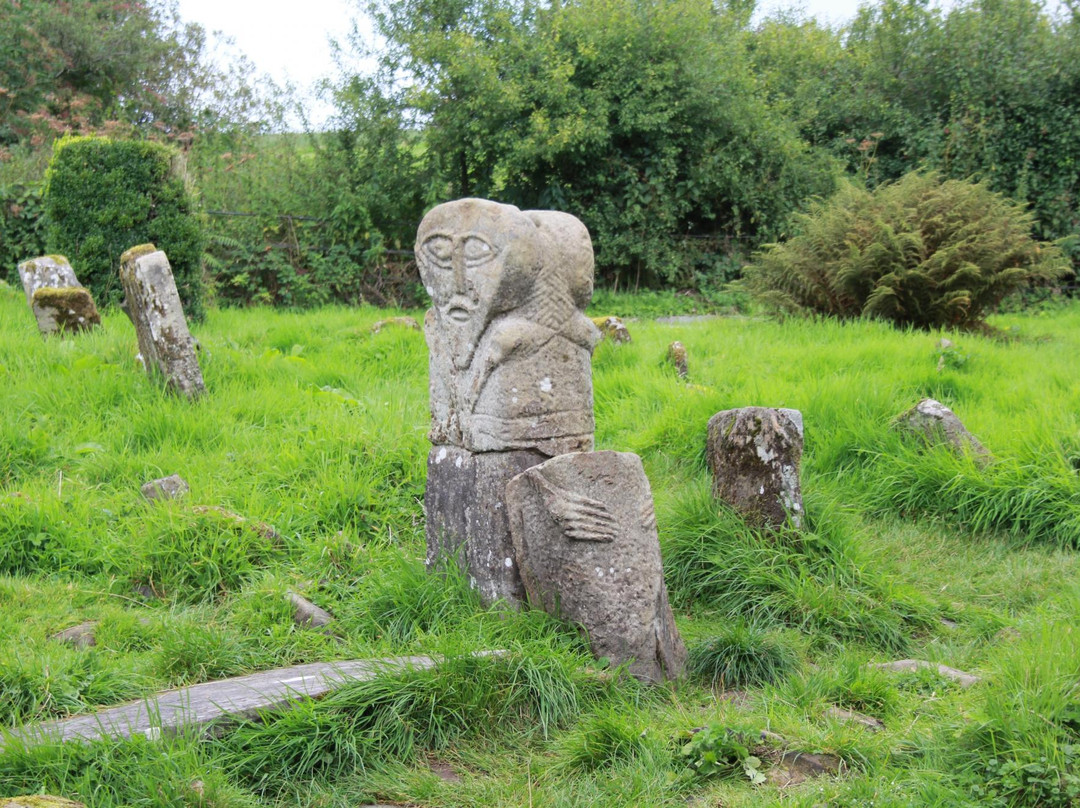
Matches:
[[419, 198, 600, 605], [706, 407, 804, 529], [17, 255, 100, 336], [506, 451, 687, 683], [120, 244, 205, 399]]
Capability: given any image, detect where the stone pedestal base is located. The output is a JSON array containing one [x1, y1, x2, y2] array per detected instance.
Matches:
[[425, 446, 546, 606]]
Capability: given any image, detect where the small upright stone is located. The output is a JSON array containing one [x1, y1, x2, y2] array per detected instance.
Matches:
[[507, 451, 687, 683], [666, 341, 688, 378], [17, 255, 81, 306], [592, 315, 631, 343], [31, 287, 101, 335], [17, 256, 100, 336], [706, 407, 804, 529], [894, 398, 989, 459], [120, 244, 205, 399], [141, 474, 190, 502]]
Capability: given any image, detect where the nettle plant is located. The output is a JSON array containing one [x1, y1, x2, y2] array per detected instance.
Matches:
[[744, 171, 1072, 330]]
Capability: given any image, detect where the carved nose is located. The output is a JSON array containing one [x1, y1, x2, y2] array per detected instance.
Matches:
[[452, 248, 468, 293]]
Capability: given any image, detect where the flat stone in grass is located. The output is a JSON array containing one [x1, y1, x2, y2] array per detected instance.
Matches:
[[371, 315, 420, 333], [2, 654, 496, 750], [893, 398, 990, 460], [0, 798, 85, 808], [507, 450, 687, 683], [49, 621, 97, 649], [870, 659, 980, 688], [706, 407, 804, 529], [141, 474, 190, 502], [119, 244, 205, 399]]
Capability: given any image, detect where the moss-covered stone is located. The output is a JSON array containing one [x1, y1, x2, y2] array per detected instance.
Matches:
[[0, 797, 86, 808], [30, 286, 101, 335], [120, 243, 158, 264], [666, 340, 688, 378], [591, 315, 631, 343]]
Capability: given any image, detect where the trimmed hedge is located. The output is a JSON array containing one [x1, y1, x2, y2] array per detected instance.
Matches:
[[43, 137, 206, 319]]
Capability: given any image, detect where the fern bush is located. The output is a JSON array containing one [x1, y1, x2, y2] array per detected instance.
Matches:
[[743, 172, 1072, 330]]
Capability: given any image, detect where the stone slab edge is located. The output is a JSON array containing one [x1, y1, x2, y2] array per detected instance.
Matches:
[[2, 653, 502, 750]]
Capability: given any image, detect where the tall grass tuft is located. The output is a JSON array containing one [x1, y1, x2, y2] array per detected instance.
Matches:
[[687, 619, 800, 689]]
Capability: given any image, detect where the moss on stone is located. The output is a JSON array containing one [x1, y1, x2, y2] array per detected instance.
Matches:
[[31, 286, 101, 333], [120, 243, 158, 264]]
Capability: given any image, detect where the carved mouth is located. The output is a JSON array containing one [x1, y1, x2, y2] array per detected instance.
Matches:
[[447, 307, 471, 323]]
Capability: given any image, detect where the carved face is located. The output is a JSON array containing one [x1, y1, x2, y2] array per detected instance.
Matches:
[[416, 199, 541, 369]]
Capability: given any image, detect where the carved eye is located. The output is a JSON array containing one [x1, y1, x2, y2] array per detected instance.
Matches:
[[463, 236, 496, 267], [422, 236, 453, 268]]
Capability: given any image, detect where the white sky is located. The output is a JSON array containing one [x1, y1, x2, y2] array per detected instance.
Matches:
[[173, 0, 1064, 126]]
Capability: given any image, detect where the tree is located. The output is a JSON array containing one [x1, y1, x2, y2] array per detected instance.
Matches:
[[332, 0, 840, 287]]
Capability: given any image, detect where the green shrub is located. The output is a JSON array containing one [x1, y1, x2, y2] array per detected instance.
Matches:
[[0, 182, 46, 285], [744, 172, 1072, 330], [43, 136, 206, 319]]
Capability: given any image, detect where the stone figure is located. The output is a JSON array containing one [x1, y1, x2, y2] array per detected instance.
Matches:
[[506, 451, 687, 683], [418, 199, 599, 456], [419, 199, 600, 604]]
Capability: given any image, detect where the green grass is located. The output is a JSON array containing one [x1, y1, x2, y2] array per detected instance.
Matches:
[[2, 279, 1080, 805]]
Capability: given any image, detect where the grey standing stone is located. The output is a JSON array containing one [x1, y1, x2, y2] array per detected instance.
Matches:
[[17, 255, 81, 306], [426, 446, 545, 605], [706, 407, 804, 529], [417, 199, 600, 604], [119, 244, 205, 399], [17, 256, 100, 336], [666, 341, 688, 378], [507, 451, 687, 683], [893, 398, 989, 459], [141, 474, 190, 502]]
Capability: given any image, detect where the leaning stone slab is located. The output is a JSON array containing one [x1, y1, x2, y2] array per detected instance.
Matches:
[[30, 287, 101, 335], [426, 446, 545, 605], [17, 255, 81, 307], [893, 398, 989, 460], [1, 654, 498, 750], [141, 474, 189, 502], [507, 451, 687, 683], [707, 407, 804, 529], [288, 591, 335, 630], [119, 244, 205, 399]]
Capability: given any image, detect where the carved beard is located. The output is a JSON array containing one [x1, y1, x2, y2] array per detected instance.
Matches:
[[441, 291, 490, 371]]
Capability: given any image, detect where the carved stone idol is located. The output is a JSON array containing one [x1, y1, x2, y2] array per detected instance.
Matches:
[[506, 451, 687, 683], [419, 199, 600, 604]]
